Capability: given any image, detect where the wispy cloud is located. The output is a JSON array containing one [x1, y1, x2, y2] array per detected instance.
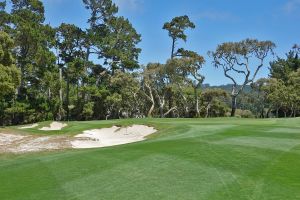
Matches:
[[197, 11, 239, 22], [283, 0, 300, 13], [114, 0, 143, 12]]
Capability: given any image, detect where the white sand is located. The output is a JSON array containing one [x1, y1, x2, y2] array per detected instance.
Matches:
[[71, 125, 157, 149], [39, 122, 67, 131], [0, 125, 156, 153], [19, 123, 39, 129]]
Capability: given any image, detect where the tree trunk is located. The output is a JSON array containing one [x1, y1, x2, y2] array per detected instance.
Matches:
[[184, 107, 189, 118], [290, 110, 294, 118], [205, 103, 211, 118], [168, 90, 174, 118], [168, 38, 176, 118], [194, 87, 200, 117], [77, 82, 79, 102], [164, 107, 177, 117], [266, 108, 272, 118], [231, 95, 237, 117], [66, 76, 70, 121], [289, 105, 295, 118], [157, 95, 165, 118], [59, 68, 63, 102], [177, 84, 189, 118], [159, 106, 164, 118], [276, 108, 279, 118], [19, 66, 25, 94], [57, 67, 63, 121], [86, 47, 90, 62], [106, 109, 111, 120], [261, 108, 265, 118], [171, 38, 175, 59], [144, 84, 155, 118], [148, 103, 155, 118]]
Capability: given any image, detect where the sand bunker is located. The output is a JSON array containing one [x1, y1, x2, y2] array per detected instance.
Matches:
[[71, 125, 157, 149], [0, 125, 156, 153], [39, 122, 67, 131], [0, 133, 70, 153], [19, 123, 39, 129]]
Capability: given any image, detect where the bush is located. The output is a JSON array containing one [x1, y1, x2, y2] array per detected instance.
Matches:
[[82, 102, 94, 120], [236, 109, 254, 118]]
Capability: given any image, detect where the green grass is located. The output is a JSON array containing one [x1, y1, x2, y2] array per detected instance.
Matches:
[[1, 118, 300, 199]]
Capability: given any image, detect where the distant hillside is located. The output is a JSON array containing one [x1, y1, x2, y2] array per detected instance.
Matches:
[[202, 84, 252, 94]]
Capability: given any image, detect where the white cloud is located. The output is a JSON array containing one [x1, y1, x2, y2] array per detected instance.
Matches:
[[283, 0, 300, 13], [114, 0, 143, 12]]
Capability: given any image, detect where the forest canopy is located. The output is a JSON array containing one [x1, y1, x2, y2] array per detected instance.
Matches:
[[0, 0, 299, 126]]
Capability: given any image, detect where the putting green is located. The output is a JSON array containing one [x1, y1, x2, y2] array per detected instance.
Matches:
[[0, 118, 300, 200]]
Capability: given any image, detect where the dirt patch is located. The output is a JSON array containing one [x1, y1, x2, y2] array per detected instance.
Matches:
[[39, 122, 67, 131], [0, 133, 71, 154]]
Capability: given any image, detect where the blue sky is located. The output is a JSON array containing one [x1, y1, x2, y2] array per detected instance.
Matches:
[[41, 0, 300, 85]]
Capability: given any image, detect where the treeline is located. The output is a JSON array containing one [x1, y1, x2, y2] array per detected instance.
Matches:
[[240, 48, 300, 118], [0, 0, 299, 126]]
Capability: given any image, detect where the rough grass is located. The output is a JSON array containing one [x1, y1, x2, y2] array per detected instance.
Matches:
[[0, 118, 300, 200]]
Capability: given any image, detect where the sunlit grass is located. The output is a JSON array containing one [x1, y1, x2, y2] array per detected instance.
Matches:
[[0, 118, 300, 200]]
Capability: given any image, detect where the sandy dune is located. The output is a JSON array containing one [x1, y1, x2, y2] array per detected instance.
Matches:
[[39, 122, 67, 131]]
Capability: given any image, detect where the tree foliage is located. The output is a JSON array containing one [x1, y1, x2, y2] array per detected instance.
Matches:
[[210, 39, 275, 116], [0, 31, 20, 97], [163, 15, 195, 58], [0, 0, 298, 126]]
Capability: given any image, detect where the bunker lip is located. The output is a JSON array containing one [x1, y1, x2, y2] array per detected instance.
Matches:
[[18, 123, 39, 129], [39, 122, 68, 131], [0, 125, 157, 154]]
